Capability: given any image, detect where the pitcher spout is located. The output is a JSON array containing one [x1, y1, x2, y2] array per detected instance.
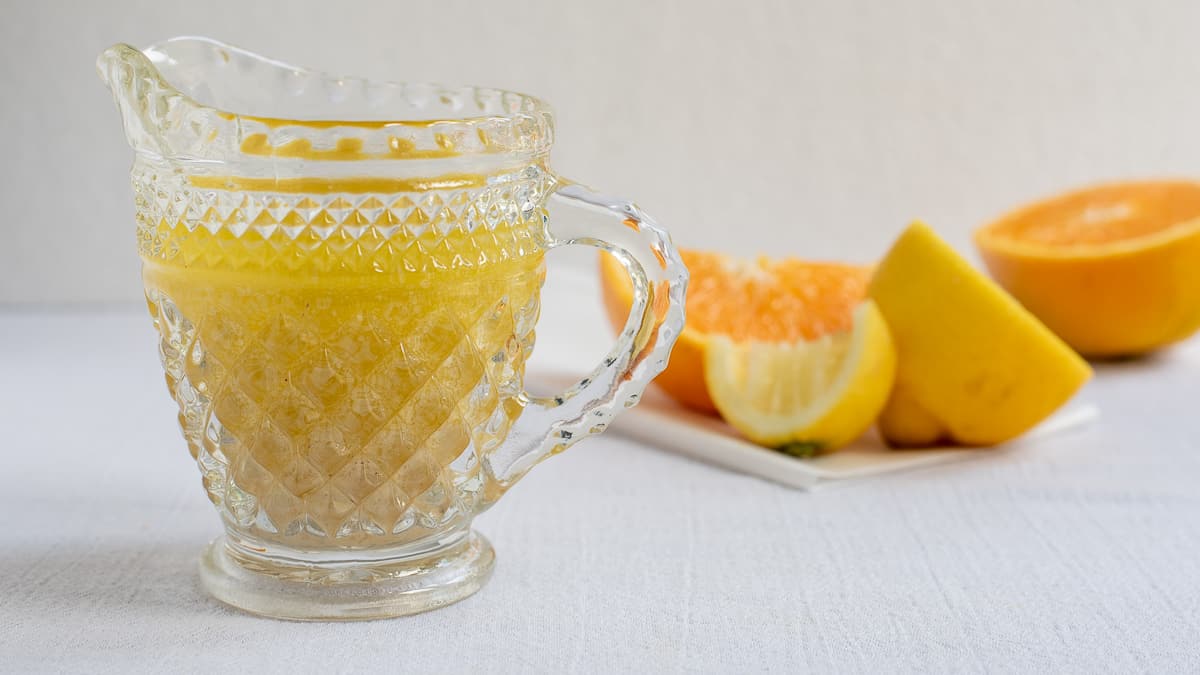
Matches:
[[96, 43, 178, 157]]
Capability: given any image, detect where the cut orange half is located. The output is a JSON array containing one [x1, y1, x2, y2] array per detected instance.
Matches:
[[975, 181, 1200, 356]]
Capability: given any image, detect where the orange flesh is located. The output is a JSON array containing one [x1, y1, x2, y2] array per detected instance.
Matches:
[[599, 250, 870, 414], [985, 181, 1200, 247], [975, 180, 1200, 356], [682, 251, 870, 342]]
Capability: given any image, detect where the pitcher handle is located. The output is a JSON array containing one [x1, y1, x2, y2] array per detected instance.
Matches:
[[486, 180, 688, 485]]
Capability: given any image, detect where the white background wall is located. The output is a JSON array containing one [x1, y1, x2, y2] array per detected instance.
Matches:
[[4, 0, 1200, 305]]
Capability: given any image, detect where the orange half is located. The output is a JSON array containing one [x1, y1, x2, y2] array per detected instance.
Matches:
[[976, 181, 1200, 356]]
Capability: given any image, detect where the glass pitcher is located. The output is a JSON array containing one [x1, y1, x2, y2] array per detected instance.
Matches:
[[97, 36, 686, 620]]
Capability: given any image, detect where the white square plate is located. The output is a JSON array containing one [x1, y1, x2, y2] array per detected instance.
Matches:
[[607, 389, 1098, 489]]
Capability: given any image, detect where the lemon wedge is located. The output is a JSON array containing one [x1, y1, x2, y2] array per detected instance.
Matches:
[[703, 301, 896, 453], [870, 221, 1092, 446]]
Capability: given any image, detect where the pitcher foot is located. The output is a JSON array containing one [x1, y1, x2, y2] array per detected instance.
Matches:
[[198, 530, 495, 621]]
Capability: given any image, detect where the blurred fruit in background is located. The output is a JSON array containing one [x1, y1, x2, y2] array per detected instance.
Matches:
[[600, 216, 1104, 451], [600, 222, 1098, 455], [870, 222, 1092, 447], [976, 181, 1200, 357]]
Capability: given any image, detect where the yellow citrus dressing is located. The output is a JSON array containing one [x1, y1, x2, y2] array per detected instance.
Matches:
[[142, 175, 546, 546]]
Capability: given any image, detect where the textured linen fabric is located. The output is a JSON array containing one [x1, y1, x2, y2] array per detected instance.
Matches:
[[2, 296, 1199, 673]]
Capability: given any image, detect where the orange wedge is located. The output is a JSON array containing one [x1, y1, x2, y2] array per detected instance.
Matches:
[[599, 250, 873, 414], [976, 181, 1200, 356]]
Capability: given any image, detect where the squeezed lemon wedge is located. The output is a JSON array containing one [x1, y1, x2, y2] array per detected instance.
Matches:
[[703, 301, 896, 453]]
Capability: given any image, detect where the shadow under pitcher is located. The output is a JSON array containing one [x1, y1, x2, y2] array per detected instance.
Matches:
[[98, 37, 687, 620]]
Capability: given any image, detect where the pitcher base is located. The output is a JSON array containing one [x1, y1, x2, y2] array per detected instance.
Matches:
[[198, 531, 495, 621]]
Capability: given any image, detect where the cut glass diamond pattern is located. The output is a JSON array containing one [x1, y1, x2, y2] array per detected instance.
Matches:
[[137, 160, 547, 549]]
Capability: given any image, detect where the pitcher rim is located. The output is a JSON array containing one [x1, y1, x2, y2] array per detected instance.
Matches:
[[98, 36, 556, 162]]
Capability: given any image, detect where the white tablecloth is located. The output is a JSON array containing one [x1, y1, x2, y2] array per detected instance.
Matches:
[[3, 277, 1200, 673]]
